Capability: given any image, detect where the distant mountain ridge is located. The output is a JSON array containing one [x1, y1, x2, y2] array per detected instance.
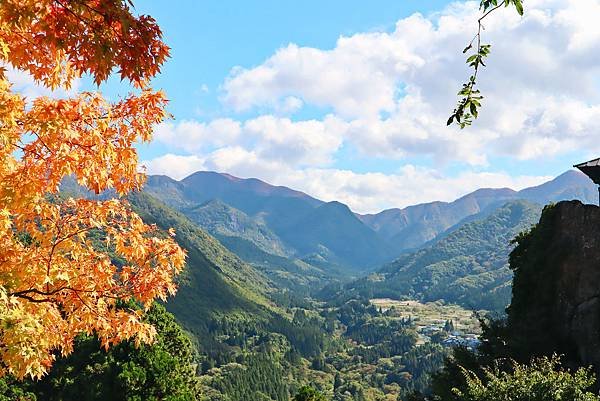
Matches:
[[143, 169, 597, 274], [357, 170, 597, 253]]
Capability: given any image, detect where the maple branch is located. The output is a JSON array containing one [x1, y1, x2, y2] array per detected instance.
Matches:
[[52, 0, 154, 70], [10, 285, 129, 303], [8, 293, 55, 304], [11, 287, 69, 298], [46, 219, 63, 293], [12, 142, 45, 160]]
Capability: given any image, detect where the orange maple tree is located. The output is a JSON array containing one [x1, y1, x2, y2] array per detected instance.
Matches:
[[0, 0, 186, 379]]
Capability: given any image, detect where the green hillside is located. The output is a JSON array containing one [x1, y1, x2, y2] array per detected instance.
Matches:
[[127, 192, 277, 332], [183, 198, 292, 257], [215, 234, 338, 294], [338, 201, 542, 311]]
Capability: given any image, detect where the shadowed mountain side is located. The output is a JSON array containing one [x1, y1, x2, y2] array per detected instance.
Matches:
[[182, 199, 292, 257], [277, 201, 396, 269]]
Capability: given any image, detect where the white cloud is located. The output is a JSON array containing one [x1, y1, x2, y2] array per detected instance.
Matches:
[[153, 119, 242, 153], [218, 0, 600, 163], [154, 115, 346, 168], [277, 96, 304, 114], [204, 146, 285, 178], [141, 154, 206, 180], [244, 115, 345, 166], [222, 32, 426, 118]]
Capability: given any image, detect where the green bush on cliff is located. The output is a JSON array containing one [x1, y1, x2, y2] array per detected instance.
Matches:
[[454, 355, 599, 401], [292, 386, 328, 401]]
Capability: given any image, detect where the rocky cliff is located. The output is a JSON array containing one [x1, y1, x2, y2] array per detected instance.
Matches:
[[508, 200, 600, 373]]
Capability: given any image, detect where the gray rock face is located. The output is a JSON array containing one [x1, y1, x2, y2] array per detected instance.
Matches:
[[508, 200, 600, 373]]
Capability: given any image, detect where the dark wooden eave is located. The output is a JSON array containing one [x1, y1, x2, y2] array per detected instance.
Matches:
[[575, 158, 600, 185]]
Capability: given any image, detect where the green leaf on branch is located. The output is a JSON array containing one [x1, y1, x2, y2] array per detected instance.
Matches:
[[450, 0, 524, 129]]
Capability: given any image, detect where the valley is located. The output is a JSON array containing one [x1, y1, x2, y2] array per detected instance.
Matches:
[[64, 169, 598, 399], [4, 2, 599, 400], [7, 167, 599, 401], [137, 169, 597, 400], [369, 299, 481, 346]]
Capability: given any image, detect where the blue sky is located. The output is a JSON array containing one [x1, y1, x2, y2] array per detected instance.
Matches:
[[76, 0, 600, 213], [133, 0, 451, 122]]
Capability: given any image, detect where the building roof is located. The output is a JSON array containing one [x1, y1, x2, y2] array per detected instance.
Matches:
[[575, 158, 600, 185], [575, 158, 600, 168]]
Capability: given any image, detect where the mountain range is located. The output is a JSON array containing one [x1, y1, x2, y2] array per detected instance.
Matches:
[[357, 170, 598, 252], [62, 167, 598, 310], [143, 169, 597, 275], [144, 172, 396, 271]]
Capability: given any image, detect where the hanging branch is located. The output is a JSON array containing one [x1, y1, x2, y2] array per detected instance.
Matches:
[[447, 0, 524, 129]]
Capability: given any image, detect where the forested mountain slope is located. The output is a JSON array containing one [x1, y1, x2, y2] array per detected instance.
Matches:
[[337, 201, 542, 311], [127, 192, 277, 331], [183, 198, 292, 257]]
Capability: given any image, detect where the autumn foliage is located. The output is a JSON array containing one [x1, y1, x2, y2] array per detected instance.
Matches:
[[0, 0, 185, 379]]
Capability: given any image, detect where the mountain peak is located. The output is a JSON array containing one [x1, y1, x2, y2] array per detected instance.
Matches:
[[553, 169, 589, 183], [181, 171, 320, 202], [518, 169, 598, 205], [322, 200, 352, 211]]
